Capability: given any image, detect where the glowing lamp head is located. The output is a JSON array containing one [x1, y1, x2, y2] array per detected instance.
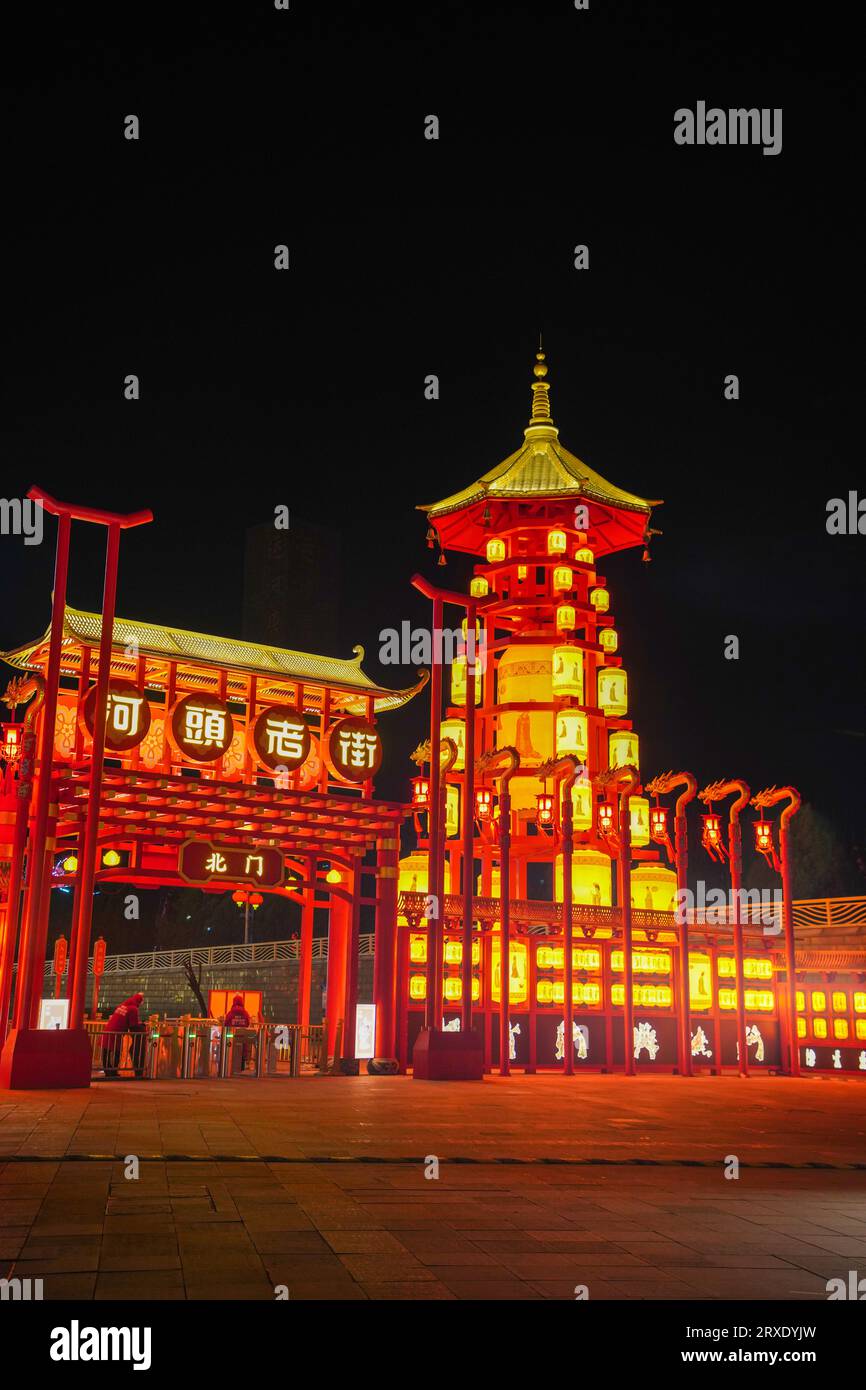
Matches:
[[547, 528, 568, 555], [517, 564, 528, 581], [556, 603, 576, 632], [536, 792, 555, 827], [475, 787, 493, 821], [597, 802, 615, 838], [590, 587, 610, 612], [1, 724, 22, 760], [552, 565, 573, 592], [62, 854, 78, 874], [702, 813, 723, 848], [325, 868, 343, 884], [754, 819, 773, 854], [650, 805, 669, 843], [485, 537, 506, 564], [411, 774, 430, 809], [102, 849, 122, 868], [469, 575, 489, 598]]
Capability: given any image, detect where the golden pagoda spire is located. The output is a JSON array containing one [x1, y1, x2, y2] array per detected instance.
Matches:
[[526, 348, 558, 437]]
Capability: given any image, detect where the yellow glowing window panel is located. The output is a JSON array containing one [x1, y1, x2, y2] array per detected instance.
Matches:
[[795, 990, 805, 1012], [855, 992, 866, 1013], [611, 950, 671, 975], [717, 956, 773, 981], [442, 976, 480, 1002], [443, 939, 481, 966], [811, 991, 826, 1013], [856, 1020, 866, 1040], [409, 974, 426, 1000], [409, 933, 427, 964], [813, 1017, 828, 1039], [834, 1018, 849, 1040], [832, 991, 848, 1013], [536, 945, 601, 972], [797, 1018, 807, 1038], [490, 940, 528, 1005], [611, 983, 672, 1008], [718, 989, 775, 1012], [545, 980, 601, 1006], [688, 954, 712, 1011]]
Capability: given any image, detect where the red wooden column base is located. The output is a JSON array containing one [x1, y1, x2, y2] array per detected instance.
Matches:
[[0, 1027, 91, 1090]]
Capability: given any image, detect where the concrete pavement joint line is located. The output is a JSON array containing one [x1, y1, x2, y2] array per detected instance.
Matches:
[[2, 1154, 866, 1170]]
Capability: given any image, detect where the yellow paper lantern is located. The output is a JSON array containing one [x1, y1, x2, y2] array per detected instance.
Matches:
[[556, 603, 576, 632], [629, 796, 650, 847], [552, 565, 573, 592], [398, 851, 452, 922], [630, 862, 677, 912], [490, 939, 528, 1004], [450, 656, 482, 706], [547, 529, 568, 554], [551, 646, 584, 701], [609, 730, 639, 770], [469, 576, 489, 598], [590, 587, 610, 612], [486, 537, 506, 563], [574, 546, 594, 565], [554, 848, 612, 907], [555, 710, 587, 760], [597, 667, 628, 717], [598, 627, 618, 653], [570, 778, 593, 830], [440, 717, 465, 771]]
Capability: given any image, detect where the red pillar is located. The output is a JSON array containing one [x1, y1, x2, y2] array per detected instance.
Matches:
[[69, 522, 121, 1029], [562, 784, 574, 1077], [461, 604, 476, 1034], [11, 512, 71, 1029], [498, 785, 512, 1076], [374, 836, 399, 1060], [675, 806, 693, 1076], [619, 792, 636, 1077], [297, 860, 315, 1028], [343, 869, 361, 1063], [325, 887, 350, 1061], [728, 816, 749, 1078], [780, 821, 800, 1078]]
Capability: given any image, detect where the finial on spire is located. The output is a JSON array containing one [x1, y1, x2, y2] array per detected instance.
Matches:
[[528, 346, 554, 428]]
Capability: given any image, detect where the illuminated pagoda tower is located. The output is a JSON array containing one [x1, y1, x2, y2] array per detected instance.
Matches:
[[403, 352, 679, 1075]]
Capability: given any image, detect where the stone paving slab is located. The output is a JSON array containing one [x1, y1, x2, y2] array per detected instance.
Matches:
[[2, 1073, 866, 1300]]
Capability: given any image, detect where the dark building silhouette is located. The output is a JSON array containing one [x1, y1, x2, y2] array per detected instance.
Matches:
[[242, 518, 343, 654]]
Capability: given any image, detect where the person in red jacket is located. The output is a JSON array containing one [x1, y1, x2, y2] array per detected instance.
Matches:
[[225, 994, 251, 1027], [225, 994, 254, 1071], [101, 992, 145, 1078]]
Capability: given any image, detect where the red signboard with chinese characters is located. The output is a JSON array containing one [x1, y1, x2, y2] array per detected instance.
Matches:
[[325, 716, 383, 783], [53, 935, 68, 976], [178, 838, 285, 888], [248, 704, 311, 774], [92, 937, 107, 976], [80, 680, 151, 752], [168, 694, 234, 763]]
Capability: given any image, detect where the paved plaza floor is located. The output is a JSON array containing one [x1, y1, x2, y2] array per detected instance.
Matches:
[[2, 1074, 865, 1300]]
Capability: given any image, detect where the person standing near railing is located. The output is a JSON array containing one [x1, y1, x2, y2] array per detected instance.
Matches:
[[100, 991, 146, 1078], [225, 993, 253, 1072]]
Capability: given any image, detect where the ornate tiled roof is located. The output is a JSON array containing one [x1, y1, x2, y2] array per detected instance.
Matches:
[[2, 607, 427, 715]]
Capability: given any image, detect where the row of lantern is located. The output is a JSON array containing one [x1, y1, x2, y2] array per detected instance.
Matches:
[[466, 574, 611, 617], [412, 771, 782, 859], [480, 530, 595, 565], [451, 648, 625, 709]]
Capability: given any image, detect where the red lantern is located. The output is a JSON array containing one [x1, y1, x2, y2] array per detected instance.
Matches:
[[597, 802, 615, 837], [250, 893, 263, 910], [232, 889, 246, 906], [701, 812, 728, 862], [536, 792, 555, 827], [754, 819, 773, 854], [411, 774, 430, 809], [650, 804, 668, 843], [1, 723, 22, 761], [475, 787, 493, 821]]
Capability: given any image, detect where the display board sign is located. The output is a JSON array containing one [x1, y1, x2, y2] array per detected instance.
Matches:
[[178, 838, 284, 888]]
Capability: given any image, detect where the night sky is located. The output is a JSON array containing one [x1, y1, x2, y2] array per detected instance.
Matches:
[[2, 3, 862, 934]]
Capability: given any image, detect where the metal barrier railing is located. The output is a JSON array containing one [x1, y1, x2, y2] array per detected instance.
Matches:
[[84, 1020, 325, 1080]]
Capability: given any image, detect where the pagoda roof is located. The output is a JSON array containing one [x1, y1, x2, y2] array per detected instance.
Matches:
[[420, 352, 662, 558], [2, 606, 427, 716]]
